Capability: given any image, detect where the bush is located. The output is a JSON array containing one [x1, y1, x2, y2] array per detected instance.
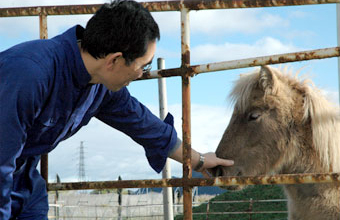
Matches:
[[175, 185, 287, 220]]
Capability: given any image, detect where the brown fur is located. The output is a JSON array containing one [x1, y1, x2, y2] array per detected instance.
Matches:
[[212, 66, 340, 220]]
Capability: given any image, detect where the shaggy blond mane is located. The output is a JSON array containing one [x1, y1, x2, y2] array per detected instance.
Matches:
[[230, 66, 340, 172]]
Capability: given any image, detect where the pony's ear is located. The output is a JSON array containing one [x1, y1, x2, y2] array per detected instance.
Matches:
[[259, 65, 277, 92]]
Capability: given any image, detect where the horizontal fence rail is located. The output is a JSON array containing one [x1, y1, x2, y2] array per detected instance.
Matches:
[[48, 199, 287, 208], [141, 47, 340, 79], [204, 199, 287, 204], [1, 0, 340, 17], [48, 172, 340, 191], [47, 215, 165, 219], [193, 211, 288, 215]]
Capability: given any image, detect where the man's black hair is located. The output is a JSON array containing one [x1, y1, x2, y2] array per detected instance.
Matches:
[[81, 0, 160, 65]]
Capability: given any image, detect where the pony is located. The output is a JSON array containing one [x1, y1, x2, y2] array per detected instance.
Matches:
[[211, 65, 340, 220]]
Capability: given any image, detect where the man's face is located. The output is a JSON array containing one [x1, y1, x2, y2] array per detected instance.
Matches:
[[101, 41, 156, 92]]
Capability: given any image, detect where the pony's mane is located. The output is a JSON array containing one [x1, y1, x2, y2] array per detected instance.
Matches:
[[230, 66, 340, 172]]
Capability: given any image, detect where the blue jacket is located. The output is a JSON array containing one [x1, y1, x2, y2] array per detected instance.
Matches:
[[0, 25, 178, 219]]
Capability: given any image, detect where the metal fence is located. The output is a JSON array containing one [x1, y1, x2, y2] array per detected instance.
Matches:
[[47, 200, 288, 219], [47, 191, 174, 219], [1, 1, 340, 219], [47, 191, 287, 219]]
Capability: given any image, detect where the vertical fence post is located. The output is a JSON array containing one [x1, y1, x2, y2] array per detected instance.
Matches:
[[248, 198, 253, 220], [205, 201, 210, 220], [180, 6, 193, 220], [39, 9, 49, 185], [118, 176, 122, 220], [55, 174, 60, 220], [158, 58, 174, 220]]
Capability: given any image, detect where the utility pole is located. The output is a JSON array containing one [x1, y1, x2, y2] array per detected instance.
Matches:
[[158, 58, 174, 220], [78, 141, 86, 182]]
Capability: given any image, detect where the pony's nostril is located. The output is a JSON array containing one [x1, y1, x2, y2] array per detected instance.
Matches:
[[208, 166, 223, 177], [215, 166, 224, 177]]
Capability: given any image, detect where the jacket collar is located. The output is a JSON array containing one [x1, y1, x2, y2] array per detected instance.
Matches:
[[58, 25, 92, 88]]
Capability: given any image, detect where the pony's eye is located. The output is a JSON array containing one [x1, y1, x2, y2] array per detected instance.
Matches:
[[248, 112, 261, 121]]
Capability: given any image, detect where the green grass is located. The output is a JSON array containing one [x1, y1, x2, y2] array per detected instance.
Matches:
[[175, 185, 288, 220]]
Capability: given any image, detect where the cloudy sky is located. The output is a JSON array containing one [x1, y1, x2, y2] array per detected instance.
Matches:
[[1, 1, 339, 182]]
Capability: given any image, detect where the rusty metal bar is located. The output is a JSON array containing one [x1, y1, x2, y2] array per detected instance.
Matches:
[[190, 47, 340, 76], [48, 172, 340, 191], [0, 5, 101, 17], [39, 13, 49, 185], [39, 13, 48, 39], [141, 47, 340, 79], [181, 7, 193, 220], [1, 0, 340, 17], [143, 0, 340, 11]]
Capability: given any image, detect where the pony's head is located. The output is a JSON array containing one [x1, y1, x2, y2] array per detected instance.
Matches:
[[211, 66, 340, 190]]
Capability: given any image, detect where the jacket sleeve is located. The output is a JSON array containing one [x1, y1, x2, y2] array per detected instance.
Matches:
[[95, 87, 178, 173], [0, 57, 46, 219]]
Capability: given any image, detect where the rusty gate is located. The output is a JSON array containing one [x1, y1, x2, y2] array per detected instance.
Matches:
[[1, 1, 340, 219]]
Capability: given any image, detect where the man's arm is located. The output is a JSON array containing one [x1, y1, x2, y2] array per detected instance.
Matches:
[[96, 88, 178, 173], [0, 58, 46, 219], [169, 143, 234, 174]]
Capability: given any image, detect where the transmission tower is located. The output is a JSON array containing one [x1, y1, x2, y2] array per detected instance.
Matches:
[[78, 141, 86, 182]]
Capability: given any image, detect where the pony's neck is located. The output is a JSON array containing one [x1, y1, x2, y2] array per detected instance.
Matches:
[[283, 183, 340, 220], [280, 122, 326, 174]]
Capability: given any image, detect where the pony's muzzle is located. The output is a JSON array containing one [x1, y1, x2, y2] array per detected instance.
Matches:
[[209, 165, 245, 191], [209, 165, 225, 177], [209, 165, 243, 177]]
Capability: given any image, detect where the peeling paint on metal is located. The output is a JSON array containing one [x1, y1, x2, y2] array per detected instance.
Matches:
[[48, 173, 340, 191], [2, 0, 340, 17]]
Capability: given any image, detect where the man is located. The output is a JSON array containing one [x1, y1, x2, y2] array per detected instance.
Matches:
[[0, 1, 233, 219]]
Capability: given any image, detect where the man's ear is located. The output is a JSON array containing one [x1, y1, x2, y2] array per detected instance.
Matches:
[[106, 52, 123, 69]]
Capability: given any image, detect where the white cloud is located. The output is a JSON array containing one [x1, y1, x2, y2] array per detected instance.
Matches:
[[321, 89, 339, 105], [152, 8, 289, 36], [281, 29, 316, 41], [0, 7, 91, 41], [152, 11, 181, 36], [47, 15, 91, 38], [191, 37, 303, 64], [0, 1, 101, 40], [190, 9, 289, 35], [155, 46, 180, 60], [0, 17, 39, 39]]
